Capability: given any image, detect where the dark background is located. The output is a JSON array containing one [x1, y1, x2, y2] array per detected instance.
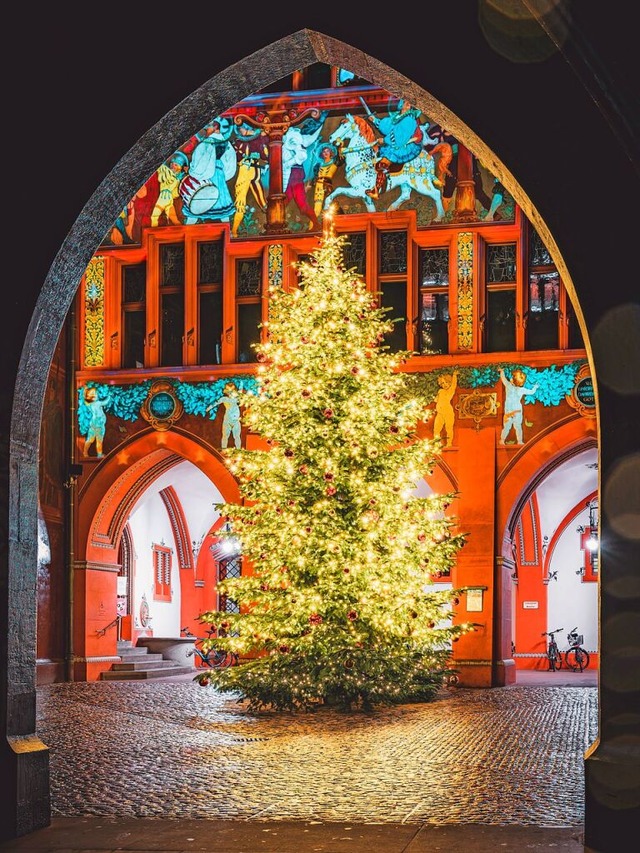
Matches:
[[6, 1, 638, 400]]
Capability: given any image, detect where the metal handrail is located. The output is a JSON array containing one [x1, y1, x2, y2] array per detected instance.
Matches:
[[96, 614, 121, 638]]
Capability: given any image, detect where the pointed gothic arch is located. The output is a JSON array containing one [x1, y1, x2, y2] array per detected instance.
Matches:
[[5, 25, 638, 849]]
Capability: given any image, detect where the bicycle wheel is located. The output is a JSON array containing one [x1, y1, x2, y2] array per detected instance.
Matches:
[[548, 647, 562, 671], [566, 647, 590, 672], [208, 649, 236, 669]]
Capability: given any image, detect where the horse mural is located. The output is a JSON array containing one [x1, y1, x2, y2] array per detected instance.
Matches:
[[324, 114, 446, 221]]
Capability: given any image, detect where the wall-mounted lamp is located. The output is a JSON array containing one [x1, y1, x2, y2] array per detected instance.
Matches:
[[577, 498, 598, 578], [63, 463, 84, 489]]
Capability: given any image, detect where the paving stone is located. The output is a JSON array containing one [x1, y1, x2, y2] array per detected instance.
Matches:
[[35, 680, 597, 828]]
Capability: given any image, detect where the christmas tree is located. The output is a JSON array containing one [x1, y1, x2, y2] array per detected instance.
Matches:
[[196, 217, 472, 711]]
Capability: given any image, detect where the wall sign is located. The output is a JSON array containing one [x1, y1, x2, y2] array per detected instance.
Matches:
[[141, 380, 184, 431], [523, 601, 539, 609], [566, 363, 596, 418], [466, 588, 484, 612]]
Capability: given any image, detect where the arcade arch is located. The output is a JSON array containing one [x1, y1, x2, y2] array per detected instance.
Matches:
[[10, 26, 638, 849]]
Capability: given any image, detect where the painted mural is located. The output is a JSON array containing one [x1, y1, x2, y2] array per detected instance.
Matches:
[[77, 361, 590, 459], [102, 65, 513, 246]]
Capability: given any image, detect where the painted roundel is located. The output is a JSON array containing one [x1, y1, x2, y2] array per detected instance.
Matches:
[[141, 380, 184, 431]]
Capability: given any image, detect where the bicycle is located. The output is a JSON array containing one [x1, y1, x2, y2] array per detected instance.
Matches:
[[564, 627, 590, 672], [181, 626, 238, 669], [542, 627, 563, 671]]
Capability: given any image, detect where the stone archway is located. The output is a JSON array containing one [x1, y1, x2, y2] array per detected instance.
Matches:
[[5, 26, 638, 849]]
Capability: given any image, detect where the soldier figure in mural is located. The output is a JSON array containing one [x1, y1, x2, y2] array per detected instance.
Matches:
[[231, 122, 269, 237], [310, 143, 341, 222], [150, 152, 188, 227], [282, 119, 325, 231], [363, 98, 424, 200], [498, 368, 539, 446]]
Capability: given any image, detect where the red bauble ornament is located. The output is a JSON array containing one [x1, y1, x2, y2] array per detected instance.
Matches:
[[199, 677, 210, 687], [299, 465, 309, 475], [347, 610, 358, 621], [323, 408, 334, 418], [344, 659, 354, 669], [326, 485, 337, 496], [309, 613, 323, 625], [302, 389, 311, 398], [284, 448, 294, 457], [324, 471, 334, 480], [279, 644, 290, 654], [390, 425, 399, 434]]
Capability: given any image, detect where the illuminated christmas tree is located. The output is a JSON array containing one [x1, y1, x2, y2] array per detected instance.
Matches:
[[197, 218, 471, 711]]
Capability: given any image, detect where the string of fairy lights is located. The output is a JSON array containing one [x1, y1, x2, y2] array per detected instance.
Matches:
[[196, 211, 475, 711]]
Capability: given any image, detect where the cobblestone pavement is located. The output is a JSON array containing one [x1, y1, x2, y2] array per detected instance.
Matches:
[[36, 680, 597, 829]]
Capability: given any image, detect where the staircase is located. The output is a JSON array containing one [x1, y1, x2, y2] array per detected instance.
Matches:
[[99, 640, 195, 681]]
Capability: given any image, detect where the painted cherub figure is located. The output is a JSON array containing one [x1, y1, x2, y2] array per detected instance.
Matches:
[[499, 367, 538, 445], [433, 370, 458, 448], [82, 387, 110, 457], [217, 382, 242, 449]]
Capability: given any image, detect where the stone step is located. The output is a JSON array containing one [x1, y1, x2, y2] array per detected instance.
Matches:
[[112, 659, 178, 671], [100, 664, 194, 681], [119, 651, 165, 663]]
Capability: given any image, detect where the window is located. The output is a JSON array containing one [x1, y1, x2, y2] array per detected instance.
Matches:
[[379, 231, 408, 352], [418, 247, 450, 355], [342, 232, 366, 277], [121, 263, 146, 368], [236, 258, 262, 363], [153, 544, 172, 602], [198, 240, 223, 365], [485, 242, 517, 353], [159, 243, 185, 366], [218, 555, 242, 614], [526, 227, 559, 350]]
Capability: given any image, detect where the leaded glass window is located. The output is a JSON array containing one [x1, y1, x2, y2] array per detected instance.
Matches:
[[198, 240, 223, 284], [529, 225, 552, 266], [236, 258, 262, 296], [218, 555, 242, 614], [380, 231, 407, 274], [342, 233, 366, 276], [123, 263, 146, 303], [487, 243, 516, 283], [160, 243, 185, 289], [419, 248, 449, 287]]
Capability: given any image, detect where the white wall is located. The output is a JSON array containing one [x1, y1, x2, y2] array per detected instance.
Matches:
[[546, 504, 598, 653], [128, 491, 181, 637]]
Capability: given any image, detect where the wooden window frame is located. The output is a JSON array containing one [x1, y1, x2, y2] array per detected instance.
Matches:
[[153, 543, 172, 602]]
